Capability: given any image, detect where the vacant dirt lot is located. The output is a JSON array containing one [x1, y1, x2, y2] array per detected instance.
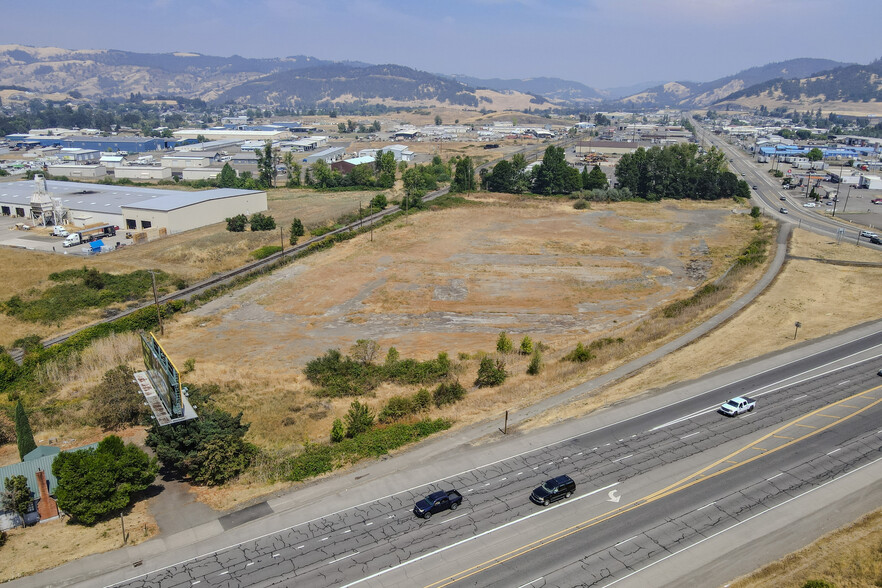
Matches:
[[158, 195, 752, 448]]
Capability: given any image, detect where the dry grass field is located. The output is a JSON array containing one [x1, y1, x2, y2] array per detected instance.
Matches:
[[726, 507, 882, 588]]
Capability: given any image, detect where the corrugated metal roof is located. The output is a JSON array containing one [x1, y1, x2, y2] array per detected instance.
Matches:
[[0, 180, 263, 214]]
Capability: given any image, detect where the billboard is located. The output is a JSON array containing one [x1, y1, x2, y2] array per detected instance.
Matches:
[[140, 332, 183, 419]]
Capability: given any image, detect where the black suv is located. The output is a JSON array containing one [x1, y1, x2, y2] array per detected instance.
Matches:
[[530, 475, 576, 506]]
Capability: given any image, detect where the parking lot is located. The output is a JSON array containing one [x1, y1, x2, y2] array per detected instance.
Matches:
[[0, 215, 131, 256]]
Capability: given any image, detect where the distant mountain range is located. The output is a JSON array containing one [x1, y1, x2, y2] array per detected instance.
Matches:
[[0, 45, 876, 113], [617, 58, 850, 108]]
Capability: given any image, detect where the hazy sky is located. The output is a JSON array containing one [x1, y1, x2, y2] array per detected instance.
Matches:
[[3, 0, 880, 88]]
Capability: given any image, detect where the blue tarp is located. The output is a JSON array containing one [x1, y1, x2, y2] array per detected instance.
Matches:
[[90, 239, 104, 250]]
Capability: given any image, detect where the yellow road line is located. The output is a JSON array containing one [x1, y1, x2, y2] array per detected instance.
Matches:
[[773, 435, 794, 440], [817, 413, 841, 419], [424, 383, 882, 588]]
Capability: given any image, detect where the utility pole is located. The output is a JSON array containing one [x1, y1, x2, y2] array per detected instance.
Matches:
[[280, 227, 284, 251], [150, 270, 163, 336], [370, 203, 374, 242]]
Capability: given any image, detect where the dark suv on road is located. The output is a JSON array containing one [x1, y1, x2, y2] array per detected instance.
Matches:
[[530, 475, 576, 506]]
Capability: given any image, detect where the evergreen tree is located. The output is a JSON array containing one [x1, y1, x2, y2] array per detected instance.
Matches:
[[583, 165, 608, 190], [450, 156, 476, 193], [218, 163, 237, 188], [289, 218, 305, 245], [14, 400, 36, 461], [1, 475, 32, 527]]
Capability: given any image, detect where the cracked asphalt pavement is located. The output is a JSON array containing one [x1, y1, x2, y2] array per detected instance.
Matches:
[[108, 344, 882, 588]]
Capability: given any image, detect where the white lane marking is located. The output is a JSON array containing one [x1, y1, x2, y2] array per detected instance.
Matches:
[[613, 455, 633, 463], [246, 562, 254, 566], [602, 455, 882, 587], [838, 380, 851, 386], [697, 502, 716, 511], [827, 448, 842, 455], [342, 529, 351, 534], [321, 537, 329, 541], [767, 473, 784, 481], [191, 582, 200, 586], [518, 472, 523, 475], [517, 578, 544, 588], [501, 477, 507, 481], [111, 333, 882, 587], [439, 513, 469, 524], [218, 571, 229, 576], [615, 535, 640, 546], [793, 395, 807, 401], [272, 553, 279, 558], [365, 522, 373, 527], [577, 452, 584, 456], [680, 432, 700, 440], [328, 551, 359, 565], [339, 483, 618, 588], [651, 350, 882, 431], [296, 545, 304, 549]]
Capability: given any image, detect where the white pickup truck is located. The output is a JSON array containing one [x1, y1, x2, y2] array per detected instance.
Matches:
[[719, 396, 756, 416]]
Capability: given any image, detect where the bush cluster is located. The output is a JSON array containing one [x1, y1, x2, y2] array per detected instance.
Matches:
[[663, 284, 723, 318], [251, 245, 283, 260], [475, 356, 507, 387], [378, 388, 432, 423], [305, 347, 452, 397], [285, 419, 451, 481], [3, 267, 175, 324], [564, 337, 624, 362]]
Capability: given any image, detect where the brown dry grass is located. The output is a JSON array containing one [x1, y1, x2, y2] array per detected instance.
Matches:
[[0, 497, 158, 583], [526, 226, 882, 430], [726, 507, 882, 588]]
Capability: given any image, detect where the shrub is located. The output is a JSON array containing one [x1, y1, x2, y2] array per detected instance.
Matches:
[[379, 395, 415, 423], [330, 418, 345, 443], [588, 337, 624, 351], [526, 350, 542, 375], [496, 332, 513, 353], [183, 358, 196, 373], [249, 213, 276, 231], [433, 381, 466, 407], [475, 357, 507, 387], [750, 206, 761, 218], [344, 401, 375, 438], [370, 193, 388, 210], [564, 342, 594, 363], [519, 335, 533, 355], [226, 214, 247, 232], [412, 388, 432, 411], [90, 365, 149, 431], [0, 411, 14, 445], [0, 530, 6, 548], [573, 199, 589, 210], [384, 346, 400, 366], [801, 582, 835, 588], [251, 245, 283, 260], [662, 284, 722, 318]]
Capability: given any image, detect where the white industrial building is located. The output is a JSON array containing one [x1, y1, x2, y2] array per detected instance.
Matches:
[[161, 153, 217, 169], [182, 167, 222, 181], [58, 148, 100, 162], [860, 175, 882, 190], [99, 154, 126, 168], [46, 163, 107, 178], [357, 144, 415, 162], [302, 147, 345, 165], [173, 128, 289, 142], [114, 166, 173, 181], [0, 179, 266, 234]]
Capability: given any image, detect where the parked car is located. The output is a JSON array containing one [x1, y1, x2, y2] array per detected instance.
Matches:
[[530, 475, 576, 506], [803, 202, 817, 208], [413, 490, 463, 519], [779, 207, 789, 214]]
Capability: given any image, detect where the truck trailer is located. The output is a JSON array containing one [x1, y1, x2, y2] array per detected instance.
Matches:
[[63, 224, 117, 248]]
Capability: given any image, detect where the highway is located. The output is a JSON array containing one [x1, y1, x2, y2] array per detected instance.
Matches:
[[90, 328, 882, 588], [694, 122, 882, 249]]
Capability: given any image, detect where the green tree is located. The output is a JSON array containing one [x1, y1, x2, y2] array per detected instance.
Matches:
[[385, 346, 400, 366], [344, 401, 374, 438], [349, 339, 379, 365], [475, 356, 507, 387], [519, 335, 533, 355], [450, 156, 476, 193], [249, 213, 276, 231], [146, 405, 255, 486], [526, 350, 542, 375], [736, 180, 751, 199], [226, 214, 247, 232], [750, 206, 761, 218], [53, 435, 157, 525], [337, 122, 347, 134], [533, 146, 582, 195], [330, 418, 345, 443], [1, 475, 32, 527], [90, 365, 149, 431], [376, 150, 396, 177], [806, 147, 824, 162], [14, 400, 36, 461], [289, 218, 305, 245], [218, 163, 237, 188], [370, 193, 388, 210], [564, 342, 594, 362], [434, 114, 443, 126], [433, 381, 466, 407], [256, 141, 279, 188], [583, 165, 608, 190], [496, 332, 513, 353]]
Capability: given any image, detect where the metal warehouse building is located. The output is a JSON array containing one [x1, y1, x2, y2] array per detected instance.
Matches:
[[0, 179, 266, 234]]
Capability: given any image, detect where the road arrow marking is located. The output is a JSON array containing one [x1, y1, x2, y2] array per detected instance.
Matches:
[[607, 489, 621, 503]]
